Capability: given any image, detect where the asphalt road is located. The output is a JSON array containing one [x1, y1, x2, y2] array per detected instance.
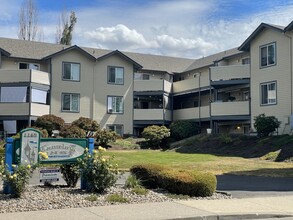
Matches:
[[217, 174, 293, 198]]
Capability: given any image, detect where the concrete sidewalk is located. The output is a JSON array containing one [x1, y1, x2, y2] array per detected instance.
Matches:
[[1, 195, 293, 220]]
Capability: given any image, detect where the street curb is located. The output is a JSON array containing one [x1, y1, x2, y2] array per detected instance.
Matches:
[[168, 214, 293, 220]]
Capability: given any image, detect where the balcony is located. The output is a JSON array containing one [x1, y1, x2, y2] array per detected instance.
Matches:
[[173, 106, 210, 121], [134, 80, 171, 93], [134, 109, 172, 121], [173, 75, 209, 94], [210, 65, 250, 82], [0, 103, 50, 117], [211, 101, 249, 116], [0, 69, 50, 85]]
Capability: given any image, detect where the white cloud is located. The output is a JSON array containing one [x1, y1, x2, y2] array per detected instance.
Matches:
[[84, 24, 157, 50]]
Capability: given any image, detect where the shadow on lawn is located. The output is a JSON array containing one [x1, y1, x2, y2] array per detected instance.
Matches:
[[173, 134, 293, 161], [217, 169, 293, 191]]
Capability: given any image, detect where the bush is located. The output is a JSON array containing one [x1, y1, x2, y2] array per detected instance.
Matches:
[[141, 125, 170, 148], [124, 174, 142, 189], [130, 164, 216, 197], [254, 113, 281, 137], [130, 164, 166, 188], [78, 146, 118, 193], [95, 129, 119, 148], [71, 117, 99, 136], [219, 133, 232, 144], [158, 170, 216, 197], [106, 193, 129, 203], [60, 125, 86, 138], [0, 162, 37, 198], [60, 163, 80, 187], [35, 114, 65, 136], [170, 120, 200, 140]]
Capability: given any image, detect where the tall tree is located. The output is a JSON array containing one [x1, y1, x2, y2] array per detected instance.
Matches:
[[18, 0, 39, 41], [56, 11, 77, 45]]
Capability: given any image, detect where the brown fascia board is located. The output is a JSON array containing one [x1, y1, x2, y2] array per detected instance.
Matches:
[[0, 48, 11, 57], [42, 45, 96, 61], [238, 23, 285, 51], [97, 50, 143, 69]]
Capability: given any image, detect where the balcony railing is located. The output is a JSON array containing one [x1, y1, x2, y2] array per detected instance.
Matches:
[[210, 65, 250, 81], [211, 101, 249, 116], [173, 106, 210, 121], [134, 80, 171, 93], [0, 103, 50, 117], [173, 75, 209, 94], [0, 69, 50, 85], [134, 109, 172, 121]]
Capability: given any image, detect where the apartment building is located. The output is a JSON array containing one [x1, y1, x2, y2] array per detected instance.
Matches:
[[0, 20, 293, 136]]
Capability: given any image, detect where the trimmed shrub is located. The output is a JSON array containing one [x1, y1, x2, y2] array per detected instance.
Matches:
[[130, 164, 216, 197], [95, 129, 120, 148], [141, 125, 170, 148], [158, 170, 216, 197], [35, 114, 65, 136], [170, 120, 200, 140], [71, 117, 99, 135], [60, 163, 80, 187], [60, 125, 86, 138], [254, 113, 281, 137], [130, 164, 165, 188]]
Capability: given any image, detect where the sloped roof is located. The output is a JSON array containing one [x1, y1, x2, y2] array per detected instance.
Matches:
[[184, 47, 242, 72], [239, 23, 285, 51], [0, 37, 194, 72]]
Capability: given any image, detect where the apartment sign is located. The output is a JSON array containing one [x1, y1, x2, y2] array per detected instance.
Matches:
[[20, 128, 41, 165], [12, 129, 92, 165], [40, 141, 85, 162]]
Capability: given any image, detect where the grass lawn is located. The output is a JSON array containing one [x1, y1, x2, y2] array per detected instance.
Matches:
[[106, 150, 293, 178]]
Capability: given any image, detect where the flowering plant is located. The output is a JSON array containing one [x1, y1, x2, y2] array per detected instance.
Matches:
[[78, 146, 119, 193], [0, 160, 37, 198]]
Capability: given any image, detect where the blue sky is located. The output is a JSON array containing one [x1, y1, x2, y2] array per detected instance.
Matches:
[[1, 0, 293, 58]]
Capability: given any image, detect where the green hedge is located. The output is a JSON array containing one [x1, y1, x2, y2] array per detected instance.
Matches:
[[130, 164, 216, 197]]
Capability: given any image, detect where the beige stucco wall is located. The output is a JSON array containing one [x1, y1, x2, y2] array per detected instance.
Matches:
[[50, 51, 134, 135], [50, 50, 95, 123], [250, 28, 292, 134], [1, 57, 49, 72], [94, 54, 134, 135]]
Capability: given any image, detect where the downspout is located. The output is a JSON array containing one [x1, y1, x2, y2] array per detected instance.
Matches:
[[163, 79, 165, 126], [198, 72, 201, 127], [209, 68, 213, 131]]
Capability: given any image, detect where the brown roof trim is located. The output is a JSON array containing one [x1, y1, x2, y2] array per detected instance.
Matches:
[[97, 50, 143, 69], [238, 23, 285, 51], [0, 48, 11, 57], [42, 45, 96, 61]]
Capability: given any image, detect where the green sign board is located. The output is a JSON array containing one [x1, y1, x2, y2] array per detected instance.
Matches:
[[13, 128, 91, 164]]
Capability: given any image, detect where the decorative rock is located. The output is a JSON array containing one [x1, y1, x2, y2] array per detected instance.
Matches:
[[0, 184, 231, 213]]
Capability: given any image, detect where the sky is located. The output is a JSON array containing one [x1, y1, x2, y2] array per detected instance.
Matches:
[[1, 0, 293, 59]]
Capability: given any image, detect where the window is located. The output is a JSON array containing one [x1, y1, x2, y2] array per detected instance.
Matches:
[[142, 74, 150, 80], [19, 63, 40, 70], [260, 43, 276, 67], [107, 96, 123, 113], [261, 82, 276, 105], [107, 124, 123, 136], [63, 62, 80, 81], [242, 58, 250, 65], [108, 67, 124, 84], [62, 93, 80, 112]]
